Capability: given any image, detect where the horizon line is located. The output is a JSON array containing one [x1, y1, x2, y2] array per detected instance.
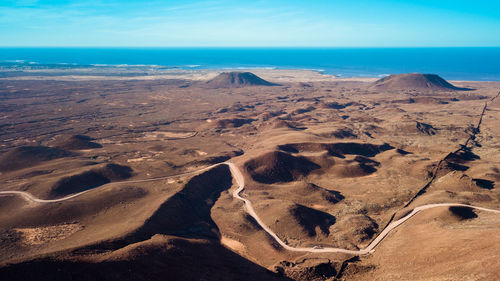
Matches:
[[1, 46, 500, 49]]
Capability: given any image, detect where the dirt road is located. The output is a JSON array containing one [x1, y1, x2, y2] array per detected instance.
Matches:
[[1, 161, 499, 255]]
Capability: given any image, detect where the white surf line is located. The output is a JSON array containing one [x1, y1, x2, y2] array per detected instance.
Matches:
[[0, 164, 220, 203], [227, 162, 500, 255]]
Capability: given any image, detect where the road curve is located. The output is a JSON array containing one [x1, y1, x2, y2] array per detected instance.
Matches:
[[0, 164, 220, 203], [227, 162, 500, 255], [1, 161, 499, 255], [0, 190, 91, 203]]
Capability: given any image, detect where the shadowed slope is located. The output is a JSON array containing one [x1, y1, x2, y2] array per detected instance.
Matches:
[[256, 200, 337, 241], [449, 206, 478, 220], [0, 165, 287, 281], [58, 135, 102, 150], [49, 164, 133, 198], [0, 146, 73, 172], [277, 142, 393, 158], [0, 236, 290, 281], [132, 164, 233, 240], [214, 118, 256, 128], [290, 204, 336, 236]]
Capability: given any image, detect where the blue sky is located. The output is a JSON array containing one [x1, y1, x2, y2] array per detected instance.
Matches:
[[1, 0, 499, 47]]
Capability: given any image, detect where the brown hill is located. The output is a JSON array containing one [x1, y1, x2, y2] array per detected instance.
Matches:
[[58, 135, 102, 150], [205, 72, 279, 88], [270, 119, 306, 130], [277, 142, 394, 158], [49, 164, 133, 198], [331, 157, 380, 178], [283, 182, 344, 205], [289, 204, 336, 237], [430, 171, 491, 193], [256, 200, 336, 241], [214, 118, 256, 129], [394, 121, 438, 136], [0, 235, 287, 281], [319, 128, 358, 139], [132, 164, 233, 240], [370, 73, 470, 91], [332, 214, 379, 243], [0, 146, 73, 172], [245, 151, 320, 184]]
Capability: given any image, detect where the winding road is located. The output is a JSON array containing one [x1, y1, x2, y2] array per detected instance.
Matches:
[[0, 164, 220, 203], [227, 162, 500, 255], [1, 161, 500, 255]]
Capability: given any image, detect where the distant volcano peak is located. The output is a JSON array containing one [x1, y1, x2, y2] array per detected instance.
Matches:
[[205, 72, 279, 88], [370, 73, 471, 91]]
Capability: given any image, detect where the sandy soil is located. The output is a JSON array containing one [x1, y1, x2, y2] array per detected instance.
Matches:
[[15, 223, 83, 246]]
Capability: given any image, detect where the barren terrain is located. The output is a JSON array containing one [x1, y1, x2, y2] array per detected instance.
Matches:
[[0, 67, 499, 281]]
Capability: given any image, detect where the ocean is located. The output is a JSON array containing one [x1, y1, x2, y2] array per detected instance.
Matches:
[[1, 47, 500, 81]]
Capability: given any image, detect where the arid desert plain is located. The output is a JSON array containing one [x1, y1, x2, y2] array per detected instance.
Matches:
[[0, 66, 500, 281]]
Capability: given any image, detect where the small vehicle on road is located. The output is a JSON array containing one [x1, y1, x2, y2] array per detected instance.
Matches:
[[313, 245, 323, 249]]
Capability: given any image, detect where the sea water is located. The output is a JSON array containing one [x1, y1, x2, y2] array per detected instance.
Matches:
[[1, 47, 500, 81]]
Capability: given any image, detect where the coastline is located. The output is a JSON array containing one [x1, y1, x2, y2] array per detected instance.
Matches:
[[2, 67, 500, 83], [0, 67, 376, 82], [2, 47, 500, 81]]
